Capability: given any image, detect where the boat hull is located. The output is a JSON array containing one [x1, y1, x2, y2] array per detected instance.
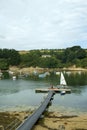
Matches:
[[60, 90, 66, 95]]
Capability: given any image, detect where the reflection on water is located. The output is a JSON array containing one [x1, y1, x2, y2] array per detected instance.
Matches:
[[65, 71, 87, 86], [0, 71, 87, 113]]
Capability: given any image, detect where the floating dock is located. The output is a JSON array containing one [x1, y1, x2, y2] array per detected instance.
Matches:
[[35, 87, 71, 93]]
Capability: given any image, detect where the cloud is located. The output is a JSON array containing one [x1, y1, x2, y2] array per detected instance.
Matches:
[[0, 0, 87, 50]]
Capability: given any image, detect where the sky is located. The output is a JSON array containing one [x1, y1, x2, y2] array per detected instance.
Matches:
[[0, 0, 87, 50]]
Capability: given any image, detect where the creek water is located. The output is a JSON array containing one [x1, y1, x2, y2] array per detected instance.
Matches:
[[0, 71, 87, 114]]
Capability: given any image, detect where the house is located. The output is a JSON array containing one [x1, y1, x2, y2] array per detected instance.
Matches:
[[42, 55, 51, 58]]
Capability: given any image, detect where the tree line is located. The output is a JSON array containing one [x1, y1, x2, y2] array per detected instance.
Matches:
[[0, 49, 20, 70], [0, 46, 87, 70]]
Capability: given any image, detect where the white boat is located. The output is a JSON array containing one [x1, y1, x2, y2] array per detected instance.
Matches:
[[60, 72, 67, 95], [60, 72, 67, 86], [12, 76, 16, 80], [61, 90, 66, 95], [35, 72, 71, 94]]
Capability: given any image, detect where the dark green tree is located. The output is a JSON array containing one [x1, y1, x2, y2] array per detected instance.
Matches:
[[62, 46, 86, 63], [8, 49, 21, 65], [0, 59, 9, 70]]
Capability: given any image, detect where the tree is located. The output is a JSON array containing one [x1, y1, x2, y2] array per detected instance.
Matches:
[[8, 49, 21, 65], [0, 59, 9, 70], [20, 50, 41, 67], [0, 48, 21, 67], [62, 46, 86, 63], [38, 57, 58, 68]]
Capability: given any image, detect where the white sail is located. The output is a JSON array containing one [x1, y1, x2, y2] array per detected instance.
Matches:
[[60, 72, 67, 86]]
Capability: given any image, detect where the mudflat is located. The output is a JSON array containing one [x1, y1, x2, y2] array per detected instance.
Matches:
[[0, 111, 87, 130], [33, 111, 87, 130]]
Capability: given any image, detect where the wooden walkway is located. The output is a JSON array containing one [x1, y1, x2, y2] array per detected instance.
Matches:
[[16, 90, 55, 130]]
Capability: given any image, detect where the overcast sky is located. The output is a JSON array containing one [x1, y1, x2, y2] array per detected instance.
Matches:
[[0, 0, 87, 50]]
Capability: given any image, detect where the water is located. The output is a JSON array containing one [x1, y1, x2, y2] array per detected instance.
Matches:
[[0, 79, 49, 111], [0, 72, 87, 114]]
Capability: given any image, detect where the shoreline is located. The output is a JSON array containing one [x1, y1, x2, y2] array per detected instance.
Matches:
[[0, 104, 87, 115], [33, 111, 87, 130], [0, 110, 87, 130], [9, 66, 87, 75]]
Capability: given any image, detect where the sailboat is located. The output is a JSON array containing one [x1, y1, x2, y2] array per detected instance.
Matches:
[[35, 72, 71, 94], [60, 72, 67, 95], [60, 72, 67, 86]]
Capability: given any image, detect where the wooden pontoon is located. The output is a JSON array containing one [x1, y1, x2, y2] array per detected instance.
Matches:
[[35, 87, 71, 93], [35, 72, 71, 94]]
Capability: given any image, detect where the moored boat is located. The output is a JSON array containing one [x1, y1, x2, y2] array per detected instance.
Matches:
[[61, 90, 66, 95], [60, 72, 67, 95], [35, 72, 71, 94]]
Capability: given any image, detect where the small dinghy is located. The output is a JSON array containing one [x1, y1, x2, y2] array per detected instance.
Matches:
[[61, 90, 66, 95]]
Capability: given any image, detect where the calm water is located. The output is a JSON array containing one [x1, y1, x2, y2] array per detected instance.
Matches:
[[0, 72, 87, 114]]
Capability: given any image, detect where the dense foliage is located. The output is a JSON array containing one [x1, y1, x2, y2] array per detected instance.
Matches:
[[0, 46, 87, 70], [20, 46, 87, 68], [0, 49, 20, 70]]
